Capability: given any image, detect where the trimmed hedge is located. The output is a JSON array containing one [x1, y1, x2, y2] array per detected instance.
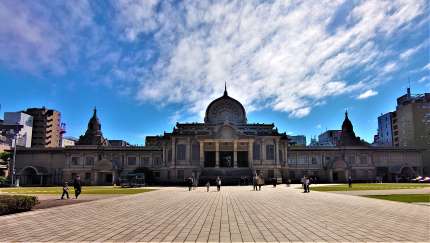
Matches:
[[0, 195, 39, 215]]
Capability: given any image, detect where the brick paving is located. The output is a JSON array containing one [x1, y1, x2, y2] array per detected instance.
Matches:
[[1, 185, 429, 242]]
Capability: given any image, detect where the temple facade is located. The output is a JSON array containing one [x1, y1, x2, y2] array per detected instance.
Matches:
[[14, 88, 424, 185]]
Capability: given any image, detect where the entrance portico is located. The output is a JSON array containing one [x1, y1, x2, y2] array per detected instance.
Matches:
[[199, 139, 254, 168]]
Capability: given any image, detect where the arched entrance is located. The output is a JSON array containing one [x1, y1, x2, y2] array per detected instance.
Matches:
[[399, 166, 415, 181], [19, 166, 41, 185]]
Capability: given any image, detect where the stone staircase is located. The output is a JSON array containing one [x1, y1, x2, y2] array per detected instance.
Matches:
[[199, 168, 254, 185]]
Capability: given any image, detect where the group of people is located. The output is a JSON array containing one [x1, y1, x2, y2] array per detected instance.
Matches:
[[187, 176, 223, 192], [253, 174, 265, 191], [204, 177, 222, 192], [61, 175, 82, 199]]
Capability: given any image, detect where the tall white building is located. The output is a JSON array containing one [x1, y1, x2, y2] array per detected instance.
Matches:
[[4, 112, 33, 148]]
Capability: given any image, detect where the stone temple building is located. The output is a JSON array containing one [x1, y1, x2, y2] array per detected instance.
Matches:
[[14, 88, 424, 185]]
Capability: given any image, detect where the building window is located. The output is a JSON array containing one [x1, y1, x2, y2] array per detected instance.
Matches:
[[191, 143, 200, 162], [176, 144, 186, 161], [154, 157, 161, 166], [311, 157, 317, 165], [168, 149, 172, 162], [287, 153, 297, 164], [359, 155, 367, 164], [348, 156, 355, 164], [85, 157, 94, 166], [128, 156, 137, 166], [141, 156, 150, 166], [253, 143, 261, 160], [266, 144, 275, 160], [177, 170, 184, 180], [267, 169, 274, 179], [71, 157, 80, 166], [85, 172, 91, 181]]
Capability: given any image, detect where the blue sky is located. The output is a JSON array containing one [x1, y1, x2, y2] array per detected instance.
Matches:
[[0, 0, 429, 145]]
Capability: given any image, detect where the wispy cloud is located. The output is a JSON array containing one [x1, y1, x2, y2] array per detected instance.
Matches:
[[0, 0, 428, 119], [357, 89, 378, 100]]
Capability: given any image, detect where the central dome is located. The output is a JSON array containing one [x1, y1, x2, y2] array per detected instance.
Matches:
[[204, 86, 247, 124]]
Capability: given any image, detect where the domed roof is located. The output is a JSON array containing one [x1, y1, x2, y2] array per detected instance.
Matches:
[[204, 85, 247, 124]]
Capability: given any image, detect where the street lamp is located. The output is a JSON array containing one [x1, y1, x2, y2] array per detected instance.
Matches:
[[11, 132, 21, 187]]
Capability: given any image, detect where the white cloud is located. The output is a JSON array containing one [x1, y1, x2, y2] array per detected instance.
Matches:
[[418, 76, 429, 83], [400, 45, 422, 60], [357, 89, 378, 99], [382, 62, 398, 74], [423, 63, 430, 71], [0, 0, 98, 74], [0, 0, 427, 120], [117, 0, 425, 119]]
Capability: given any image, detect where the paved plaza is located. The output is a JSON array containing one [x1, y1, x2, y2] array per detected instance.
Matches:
[[1, 186, 429, 242]]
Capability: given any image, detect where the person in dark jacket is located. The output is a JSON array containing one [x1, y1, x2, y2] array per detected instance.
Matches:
[[73, 175, 82, 199], [348, 176, 352, 188], [60, 181, 69, 199]]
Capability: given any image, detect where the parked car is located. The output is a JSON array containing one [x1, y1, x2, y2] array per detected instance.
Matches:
[[119, 173, 145, 187]]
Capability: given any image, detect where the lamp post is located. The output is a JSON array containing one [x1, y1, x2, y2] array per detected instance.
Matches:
[[11, 133, 21, 187]]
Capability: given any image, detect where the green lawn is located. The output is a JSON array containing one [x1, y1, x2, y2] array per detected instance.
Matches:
[[364, 194, 430, 203], [311, 183, 430, 192], [0, 186, 155, 195]]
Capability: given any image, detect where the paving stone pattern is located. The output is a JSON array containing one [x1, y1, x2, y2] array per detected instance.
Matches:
[[1, 186, 429, 242]]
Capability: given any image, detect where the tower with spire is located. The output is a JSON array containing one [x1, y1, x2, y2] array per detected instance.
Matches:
[[338, 111, 367, 146], [76, 107, 109, 146]]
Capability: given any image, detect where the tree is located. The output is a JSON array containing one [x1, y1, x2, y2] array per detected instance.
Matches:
[[0, 152, 11, 164]]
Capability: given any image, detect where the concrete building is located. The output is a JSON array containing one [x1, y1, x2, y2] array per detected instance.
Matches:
[[376, 112, 394, 146], [288, 135, 306, 146], [14, 88, 424, 185], [392, 88, 430, 174], [318, 130, 342, 146], [61, 137, 77, 147], [3, 112, 33, 148], [24, 107, 62, 148]]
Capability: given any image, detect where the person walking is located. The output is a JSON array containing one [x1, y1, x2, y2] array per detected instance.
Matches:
[[188, 177, 193, 191], [348, 176, 352, 188], [253, 174, 258, 191], [73, 175, 82, 199], [206, 181, 210, 192], [257, 174, 264, 191], [305, 177, 310, 193], [60, 181, 69, 199], [286, 178, 291, 187], [272, 177, 277, 188], [216, 176, 222, 191]]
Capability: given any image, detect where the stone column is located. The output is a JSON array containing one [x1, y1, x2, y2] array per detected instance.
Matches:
[[215, 141, 219, 168], [171, 137, 176, 168], [186, 137, 191, 164], [199, 141, 204, 167], [262, 142, 266, 164], [248, 140, 253, 168], [275, 139, 280, 167], [233, 140, 238, 168]]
